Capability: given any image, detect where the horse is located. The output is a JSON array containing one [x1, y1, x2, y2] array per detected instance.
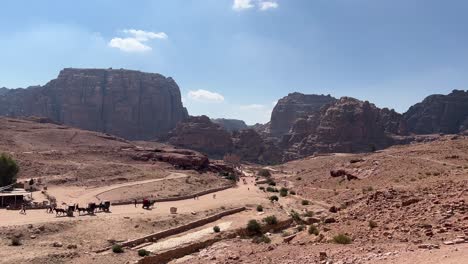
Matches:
[[75, 204, 87, 215], [53, 207, 66, 216]]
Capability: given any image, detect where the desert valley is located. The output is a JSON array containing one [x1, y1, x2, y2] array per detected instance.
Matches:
[[0, 68, 467, 264]]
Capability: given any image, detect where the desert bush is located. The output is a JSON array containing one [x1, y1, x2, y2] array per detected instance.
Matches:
[[259, 186, 265, 191], [138, 249, 150, 257], [289, 190, 296, 195], [263, 215, 278, 225], [269, 195, 279, 202], [333, 234, 352, 244], [112, 244, 124, 253], [290, 210, 303, 224], [308, 225, 319, 235], [252, 234, 271, 244], [303, 211, 313, 217], [268, 180, 276, 186], [257, 169, 271, 177], [247, 219, 262, 235], [266, 186, 278, 192], [296, 177, 302, 180], [213, 226, 221, 233], [301, 200, 310, 206], [11, 237, 21, 246], [256, 205, 263, 212], [297, 225, 305, 232], [279, 187, 288, 197], [368, 220, 378, 229], [0, 154, 19, 186], [362, 186, 373, 193]]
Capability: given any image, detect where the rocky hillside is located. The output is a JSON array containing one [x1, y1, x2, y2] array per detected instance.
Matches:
[[270, 93, 336, 136], [0, 68, 188, 140], [0, 87, 8, 96], [404, 90, 468, 134], [281, 97, 405, 160], [211, 118, 248, 132], [166, 115, 233, 158]]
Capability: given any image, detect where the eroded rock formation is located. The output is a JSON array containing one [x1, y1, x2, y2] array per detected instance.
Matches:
[[0, 68, 188, 139], [403, 90, 468, 134], [211, 118, 248, 132], [270, 93, 336, 136]]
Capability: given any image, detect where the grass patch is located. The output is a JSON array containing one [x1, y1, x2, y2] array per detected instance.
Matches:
[[333, 234, 352, 244]]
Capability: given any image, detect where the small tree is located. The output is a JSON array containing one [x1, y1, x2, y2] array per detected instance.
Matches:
[[279, 187, 288, 197], [0, 154, 19, 187], [263, 215, 278, 225], [247, 220, 262, 235]]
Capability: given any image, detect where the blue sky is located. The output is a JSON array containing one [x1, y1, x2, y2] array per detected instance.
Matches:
[[1, 0, 468, 125]]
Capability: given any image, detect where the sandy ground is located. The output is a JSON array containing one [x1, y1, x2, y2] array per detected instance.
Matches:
[[0, 177, 262, 227]]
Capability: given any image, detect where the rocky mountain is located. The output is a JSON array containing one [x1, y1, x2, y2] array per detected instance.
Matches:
[[0, 87, 8, 96], [166, 115, 233, 158], [211, 118, 248, 132], [0, 68, 188, 140], [404, 90, 468, 134], [280, 97, 403, 159], [270, 93, 337, 136]]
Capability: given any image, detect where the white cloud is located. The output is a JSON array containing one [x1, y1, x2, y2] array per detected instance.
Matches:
[[232, 0, 254, 11], [240, 104, 266, 110], [188, 89, 225, 103], [122, 29, 168, 41], [259, 1, 278, 10], [108, 29, 167, 53], [108, 37, 151, 52]]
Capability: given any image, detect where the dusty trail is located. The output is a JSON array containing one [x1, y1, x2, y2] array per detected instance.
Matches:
[[0, 176, 264, 227], [47, 172, 188, 204]]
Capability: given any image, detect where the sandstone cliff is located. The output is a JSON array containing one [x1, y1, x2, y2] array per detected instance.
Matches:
[[0, 68, 188, 140], [403, 90, 468, 134], [280, 97, 403, 160], [270, 93, 336, 136], [212, 118, 248, 132], [166, 115, 233, 157]]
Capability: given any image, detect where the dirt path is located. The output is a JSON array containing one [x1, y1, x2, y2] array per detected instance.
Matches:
[[47, 172, 188, 204], [0, 176, 263, 227]]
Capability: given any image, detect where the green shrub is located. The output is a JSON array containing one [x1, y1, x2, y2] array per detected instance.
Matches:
[[256, 205, 263, 212], [112, 244, 124, 253], [258, 169, 271, 177], [297, 225, 305, 231], [247, 220, 262, 235], [308, 225, 319, 235], [303, 211, 313, 217], [279, 187, 288, 197], [289, 190, 296, 195], [290, 210, 303, 224], [268, 180, 276, 186], [11, 237, 21, 246], [269, 195, 279, 202], [138, 249, 150, 257], [296, 177, 302, 181], [368, 220, 378, 229], [263, 215, 278, 225], [0, 154, 19, 186], [266, 186, 278, 192], [333, 234, 352, 244], [213, 226, 221, 233], [252, 234, 271, 244], [259, 186, 265, 191], [301, 200, 310, 205]]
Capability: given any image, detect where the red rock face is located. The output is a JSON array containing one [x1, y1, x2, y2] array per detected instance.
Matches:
[[166, 115, 233, 158], [270, 92, 337, 137], [0, 68, 188, 140], [281, 97, 404, 159], [404, 89, 468, 134]]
